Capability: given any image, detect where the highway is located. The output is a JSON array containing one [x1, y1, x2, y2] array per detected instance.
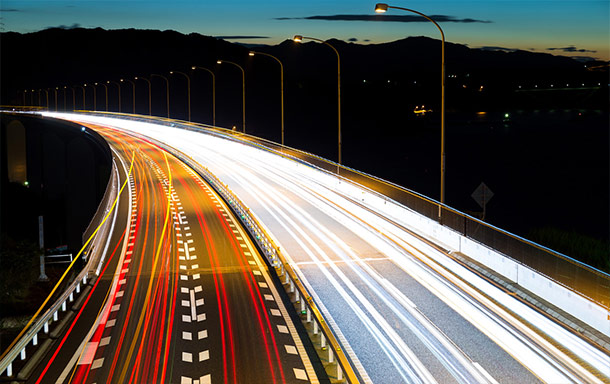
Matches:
[[45, 113, 610, 384], [27, 120, 322, 383]]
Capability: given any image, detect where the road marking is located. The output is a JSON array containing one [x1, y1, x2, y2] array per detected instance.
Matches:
[[80, 342, 99, 364], [187, 239, 194, 244], [285, 345, 298, 355], [258, 282, 268, 288], [106, 319, 116, 328], [91, 358, 104, 370], [181, 287, 189, 294], [118, 279, 126, 285], [196, 299, 204, 306], [252, 270, 261, 275], [199, 350, 210, 362], [232, 230, 239, 234], [277, 325, 289, 334], [111, 304, 120, 312], [99, 336, 111, 347], [270, 309, 281, 317], [198, 330, 208, 340], [182, 300, 190, 307], [197, 314, 206, 322], [184, 226, 190, 230], [180, 265, 187, 270], [186, 233, 192, 237], [182, 315, 191, 323], [181, 377, 192, 384], [193, 273, 201, 280], [244, 252, 251, 256], [200, 374, 211, 384], [194, 286, 203, 293], [180, 275, 188, 281], [116, 290, 124, 298], [189, 247, 196, 252], [190, 290, 197, 320], [124, 258, 131, 264], [182, 352, 193, 363], [248, 261, 256, 265], [264, 294, 274, 301], [192, 264, 199, 269], [293, 368, 308, 381], [182, 331, 192, 340]]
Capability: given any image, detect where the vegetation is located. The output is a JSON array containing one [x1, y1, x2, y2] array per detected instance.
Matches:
[[0, 234, 41, 317], [529, 227, 610, 273]]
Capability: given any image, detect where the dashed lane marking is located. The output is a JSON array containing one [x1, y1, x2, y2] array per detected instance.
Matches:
[[198, 350, 210, 362]]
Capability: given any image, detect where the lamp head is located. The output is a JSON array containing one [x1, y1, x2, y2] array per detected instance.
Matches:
[[134, 76, 139, 80], [94, 82, 98, 85], [217, 60, 222, 64], [375, 3, 389, 13], [293, 35, 303, 43], [191, 66, 196, 70], [248, 51, 255, 56], [169, 71, 174, 74], [120, 79, 124, 82]]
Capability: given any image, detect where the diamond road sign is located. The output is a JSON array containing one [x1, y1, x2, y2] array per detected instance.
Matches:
[[472, 182, 494, 209]]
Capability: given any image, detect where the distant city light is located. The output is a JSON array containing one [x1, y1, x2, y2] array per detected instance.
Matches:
[[81, 126, 86, 132], [24, 181, 29, 186], [504, 113, 510, 118]]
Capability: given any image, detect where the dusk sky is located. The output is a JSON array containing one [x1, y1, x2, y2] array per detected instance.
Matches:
[[1, 1, 608, 61]]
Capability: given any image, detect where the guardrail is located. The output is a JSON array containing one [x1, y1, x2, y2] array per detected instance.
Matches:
[[80, 111, 610, 311], [145, 137, 360, 383], [0, 155, 120, 380]]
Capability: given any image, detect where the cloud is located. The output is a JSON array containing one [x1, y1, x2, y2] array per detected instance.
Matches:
[[348, 37, 358, 42], [0, 8, 21, 12], [478, 46, 519, 53], [546, 46, 596, 53], [215, 35, 269, 40], [45, 23, 81, 30], [275, 14, 491, 23]]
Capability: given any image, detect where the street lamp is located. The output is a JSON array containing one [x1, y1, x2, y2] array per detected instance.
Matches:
[[85, 83, 97, 111], [76, 85, 86, 109], [151, 74, 170, 118], [217, 59, 246, 133], [249, 51, 285, 146], [170, 70, 191, 121], [95, 82, 108, 111], [107, 81, 121, 112], [62, 86, 68, 111], [120, 78, 136, 114], [134, 77, 151, 115], [293, 35, 342, 166], [375, 3, 446, 212], [42, 89, 50, 109], [65, 86, 76, 111], [53, 87, 59, 111], [191, 66, 216, 126]]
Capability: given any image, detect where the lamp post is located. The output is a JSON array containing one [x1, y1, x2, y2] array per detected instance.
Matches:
[[191, 66, 216, 126], [23, 90, 27, 106], [293, 35, 342, 166], [77, 85, 86, 109], [217, 59, 246, 133], [134, 77, 151, 115], [86, 83, 97, 111], [170, 71, 191, 121], [107, 81, 121, 112], [249, 51, 285, 146], [43, 89, 50, 109], [152, 74, 170, 118], [53, 87, 58, 111], [120, 78, 136, 114], [96, 82, 108, 111], [375, 3, 446, 212], [62, 86, 68, 111]]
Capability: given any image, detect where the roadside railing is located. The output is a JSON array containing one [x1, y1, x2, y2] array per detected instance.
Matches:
[[0, 155, 120, 380]]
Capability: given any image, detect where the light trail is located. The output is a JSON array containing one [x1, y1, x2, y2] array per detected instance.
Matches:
[[45, 113, 610, 384]]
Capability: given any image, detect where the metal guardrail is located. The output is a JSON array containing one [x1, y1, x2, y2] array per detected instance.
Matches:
[[0, 154, 120, 379], [82, 111, 610, 311]]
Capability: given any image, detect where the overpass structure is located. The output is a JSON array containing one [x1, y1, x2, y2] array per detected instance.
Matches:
[[2, 110, 609, 383]]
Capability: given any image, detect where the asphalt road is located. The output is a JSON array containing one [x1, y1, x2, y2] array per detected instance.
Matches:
[[27, 122, 323, 384], [61, 114, 609, 384]]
